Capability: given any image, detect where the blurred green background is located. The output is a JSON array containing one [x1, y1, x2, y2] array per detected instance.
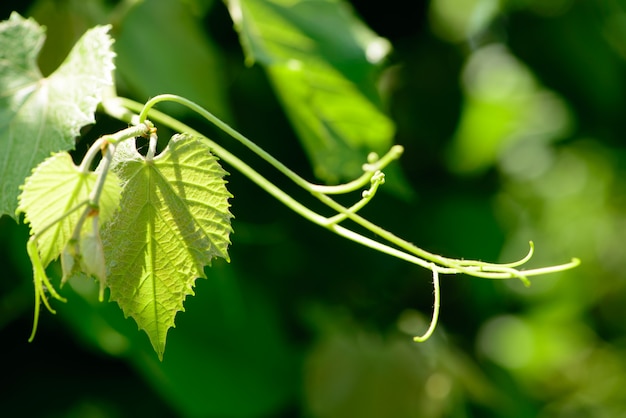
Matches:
[[2, 0, 626, 417]]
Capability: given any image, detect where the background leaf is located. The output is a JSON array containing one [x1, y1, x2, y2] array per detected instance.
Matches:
[[0, 12, 114, 218], [225, 0, 395, 183], [102, 134, 233, 359], [114, 0, 231, 121]]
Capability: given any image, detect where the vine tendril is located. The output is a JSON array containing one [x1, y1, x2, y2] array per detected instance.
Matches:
[[101, 94, 581, 341]]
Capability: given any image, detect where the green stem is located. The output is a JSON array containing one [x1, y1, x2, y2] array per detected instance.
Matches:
[[89, 142, 116, 208], [109, 97, 329, 226], [106, 95, 580, 279], [71, 123, 150, 246], [137, 94, 403, 194], [113, 99, 438, 272], [146, 131, 158, 162], [100, 95, 580, 343], [78, 124, 149, 173]]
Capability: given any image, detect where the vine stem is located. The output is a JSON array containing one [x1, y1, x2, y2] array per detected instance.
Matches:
[[101, 95, 580, 341], [109, 97, 438, 272], [70, 123, 150, 247], [136, 94, 404, 195], [113, 96, 580, 277]]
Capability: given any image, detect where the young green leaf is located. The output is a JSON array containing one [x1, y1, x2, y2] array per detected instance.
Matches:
[[18, 150, 120, 339], [225, 0, 395, 182], [0, 12, 115, 218], [17, 152, 121, 267], [101, 134, 233, 359]]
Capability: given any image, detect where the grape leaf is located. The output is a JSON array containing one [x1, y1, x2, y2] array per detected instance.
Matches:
[[17, 151, 121, 339], [102, 134, 233, 359], [0, 12, 115, 218], [225, 0, 395, 183], [17, 152, 122, 267]]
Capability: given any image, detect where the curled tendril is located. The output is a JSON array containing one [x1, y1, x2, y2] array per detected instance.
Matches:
[[410, 249, 579, 341]]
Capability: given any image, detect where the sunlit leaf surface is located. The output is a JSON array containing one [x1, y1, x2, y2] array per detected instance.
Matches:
[[0, 12, 115, 218], [17, 152, 121, 267], [102, 134, 233, 359], [226, 0, 395, 182]]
